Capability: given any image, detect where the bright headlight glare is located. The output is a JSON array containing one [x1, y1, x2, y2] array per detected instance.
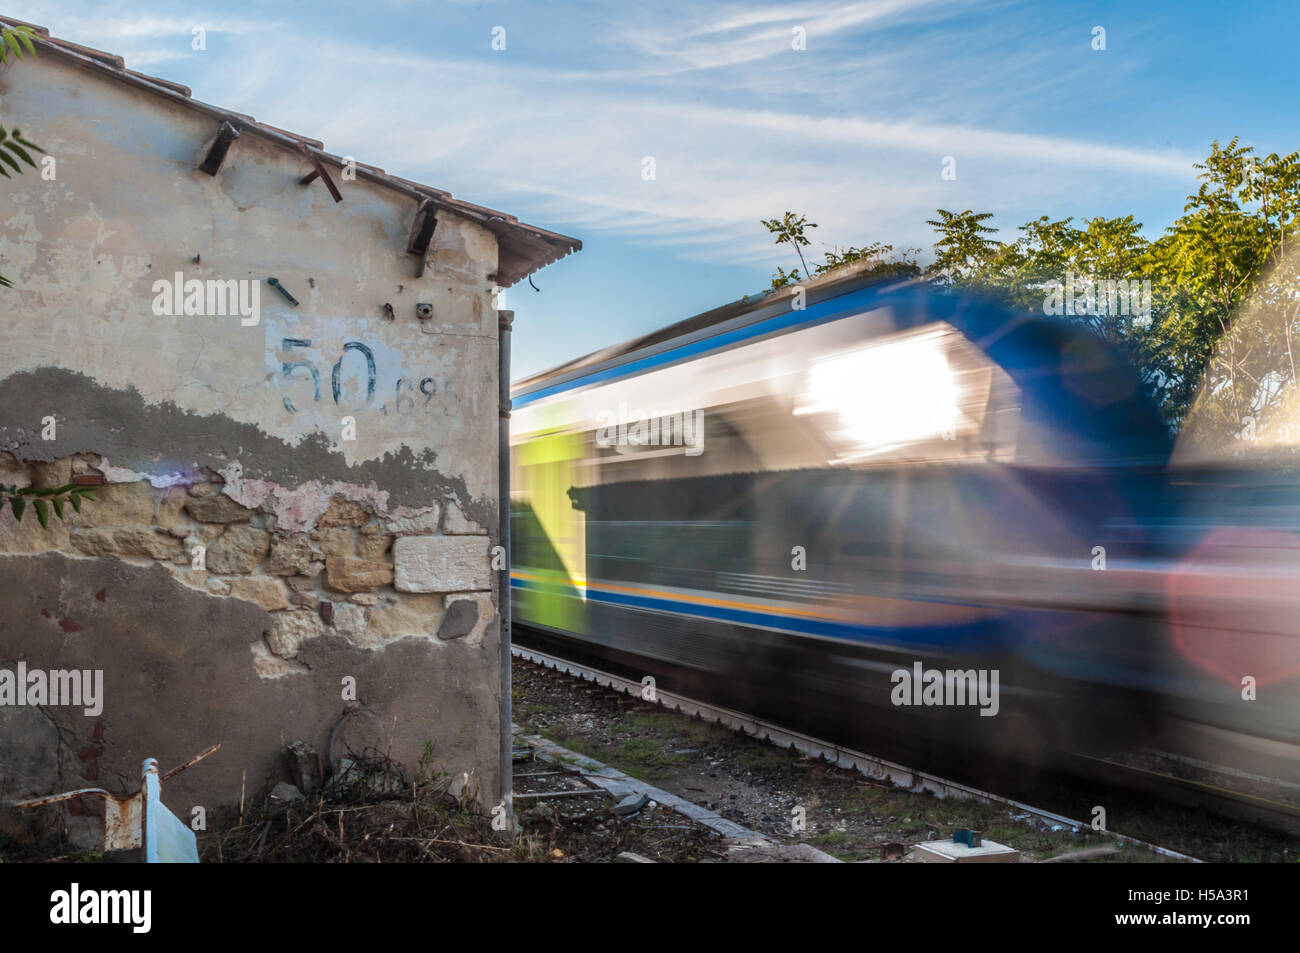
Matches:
[[795, 328, 960, 454]]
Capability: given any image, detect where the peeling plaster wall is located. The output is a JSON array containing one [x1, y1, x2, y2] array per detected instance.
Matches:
[[0, 54, 506, 833]]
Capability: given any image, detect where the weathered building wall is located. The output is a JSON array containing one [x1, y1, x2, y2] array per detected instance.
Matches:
[[0, 49, 511, 835]]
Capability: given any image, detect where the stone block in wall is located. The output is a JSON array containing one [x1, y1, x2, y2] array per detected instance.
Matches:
[[393, 536, 491, 593], [325, 556, 393, 592], [0, 507, 71, 552], [356, 533, 393, 560], [381, 506, 440, 536], [29, 458, 71, 490], [249, 639, 310, 678], [70, 528, 180, 560], [187, 524, 225, 544], [286, 566, 323, 591], [317, 499, 369, 528], [64, 480, 172, 528], [316, 528, 355, 557], [168, 566, 209, 590], [267, 535, 316, 575], [206, 525, 271, 574], [230, 576, 290, 610], [184, 493, 255, 523], [0, 453, 31, 489], [329, 603, 375, 648], [438, 592, 495, 645], [368, 593, 443, 640], [264, 609, 325, 659]]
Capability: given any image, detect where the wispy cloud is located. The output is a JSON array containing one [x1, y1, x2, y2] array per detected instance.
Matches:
[[203, 36, 1193, 264], [622, 0, 953, 73], [661, 103, 1195, 175], [3, 0, 1205, 265]]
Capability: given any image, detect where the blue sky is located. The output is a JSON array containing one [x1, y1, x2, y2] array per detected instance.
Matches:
[[10, 0, 1300, 377]]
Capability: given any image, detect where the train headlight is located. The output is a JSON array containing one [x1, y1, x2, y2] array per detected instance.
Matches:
[[794, 326, 960, 458]]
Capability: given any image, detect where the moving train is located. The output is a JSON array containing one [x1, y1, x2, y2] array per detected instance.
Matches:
[[509, 265, 1300, 784]]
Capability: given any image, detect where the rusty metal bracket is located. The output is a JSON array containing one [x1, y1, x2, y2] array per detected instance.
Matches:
[[197, 121, 241, 175], [12, 743, 220, 862], [296, 142, 343, 203], [162, 742, 221, 782], [267, 277, 299, 306]]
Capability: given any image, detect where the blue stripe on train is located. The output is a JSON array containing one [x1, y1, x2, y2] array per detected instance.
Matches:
[[512, 283, 895, 408], [510, 575, 1010, 652]]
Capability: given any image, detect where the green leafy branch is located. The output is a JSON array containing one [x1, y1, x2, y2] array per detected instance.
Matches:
[[0, 125, 44, 180], [0, 24, 44, 180], [1, 484, 98, 528], [0, 24, 37, 62], [0, 24, 44, 288], [762, 212, 817, 286]]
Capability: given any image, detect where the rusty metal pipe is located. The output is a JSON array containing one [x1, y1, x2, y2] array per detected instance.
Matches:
[[498, 308, 514, 822], [11, 788, 112, 808]]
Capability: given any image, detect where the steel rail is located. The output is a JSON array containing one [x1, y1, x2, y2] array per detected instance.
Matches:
[[512, 643, 1204, 863]]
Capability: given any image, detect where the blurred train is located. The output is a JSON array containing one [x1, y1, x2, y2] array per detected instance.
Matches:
[[509, 266, 1300, 785]]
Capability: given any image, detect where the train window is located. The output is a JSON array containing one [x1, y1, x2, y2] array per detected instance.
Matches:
[[792, 322, 1020, 466]]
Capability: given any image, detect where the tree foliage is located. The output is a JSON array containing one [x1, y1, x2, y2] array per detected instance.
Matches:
[[763, 214, 921, 289], [924, 209, 997, 284], [766, 138, 1300, 437]]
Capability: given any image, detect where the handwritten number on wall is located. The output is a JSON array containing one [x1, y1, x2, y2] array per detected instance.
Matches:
[[331, 341, 376, 406], [281, 340, 432, 416], [281, 338, 320, 413]]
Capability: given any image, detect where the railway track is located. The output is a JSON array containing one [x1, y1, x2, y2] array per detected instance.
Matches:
[[1069, 751, 1300, 832], [511, 643, 1210, 862]]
